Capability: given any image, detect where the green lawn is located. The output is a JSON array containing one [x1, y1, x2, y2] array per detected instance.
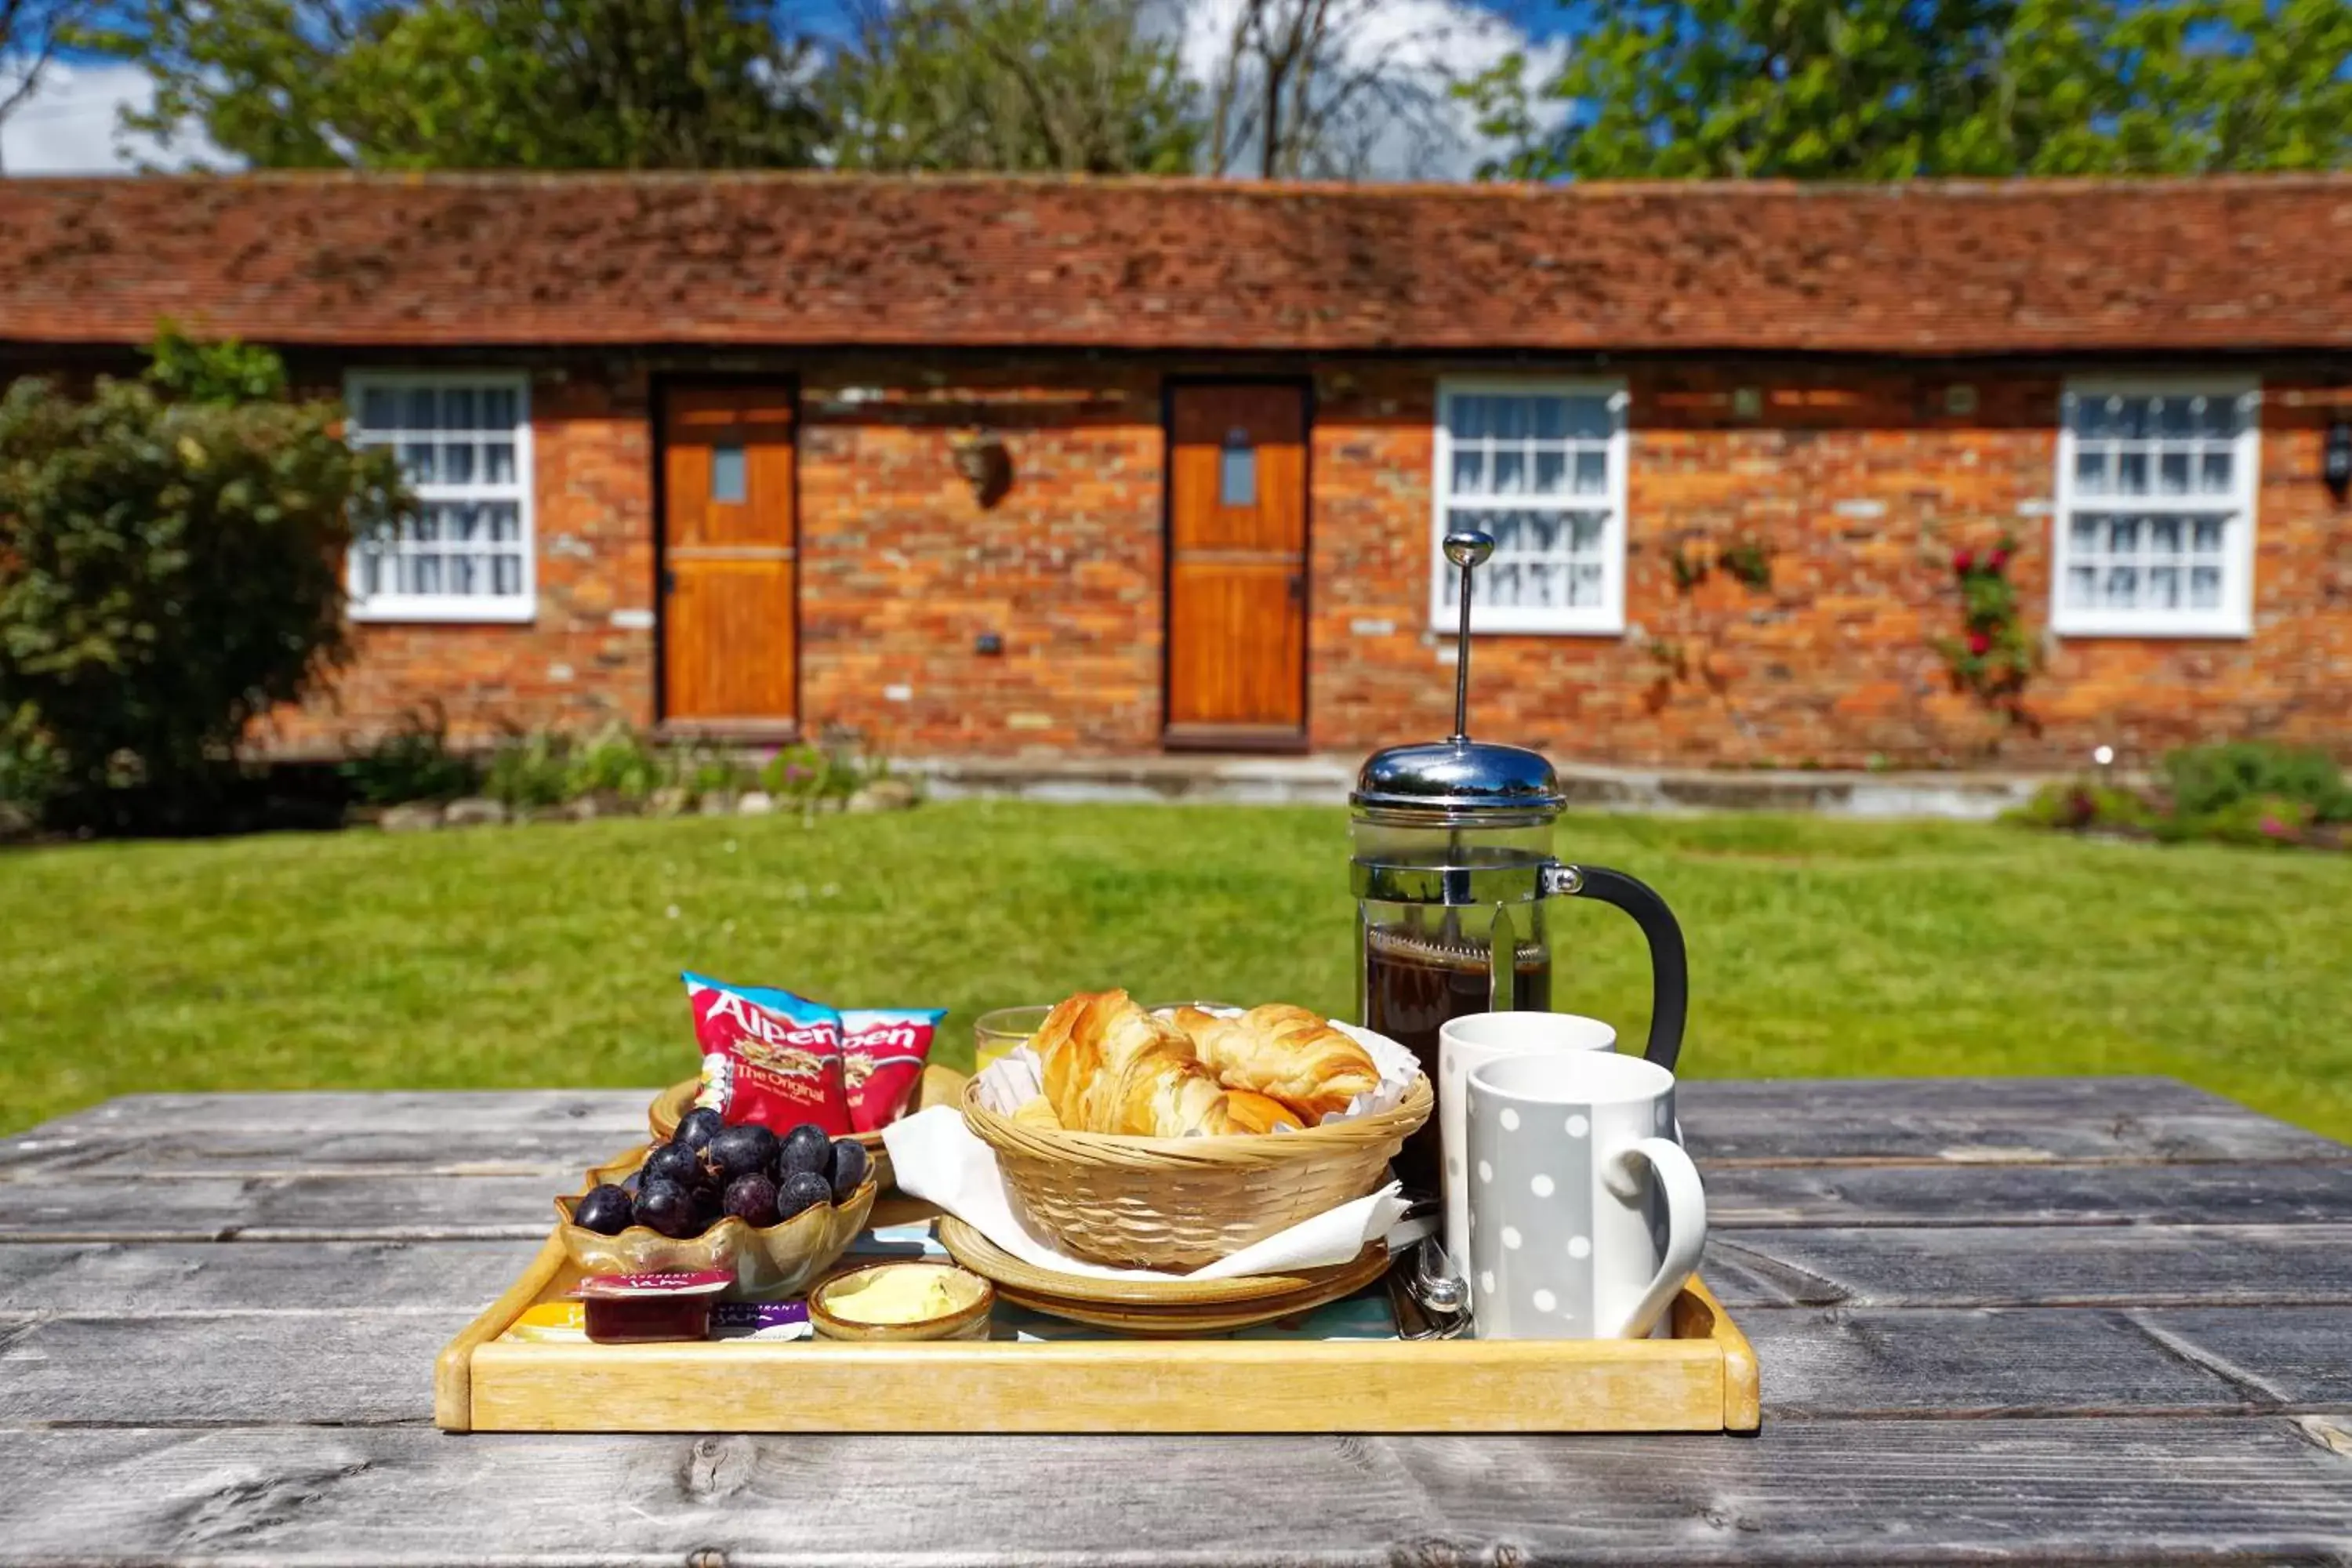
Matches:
[[4, 802, 2350, 1142]]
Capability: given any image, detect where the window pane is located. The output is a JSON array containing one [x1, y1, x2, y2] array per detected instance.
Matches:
[[401, 441, 437, 484], [2067, 565, 2096, 607], [360, 387, 397, 432], [1492, 397, 1529, 441], [444, 388, 477, 432], [443, 442, 476, 485], [2198, 397, 2239, 438], [2074, 449, 2107, 495], [359, 547, 384, 595], [494, 554, 523, 596], [2103, 564, 2139, 606], [2148, 565, 2180, 607], [2192, 517, 2225, 554], [1572, 562, 1603, 605], [412, 506, 442, 543], [405, 389, 437, 430], [1573, 449, 1608, 494], [1570, 512, 1604, 553], [1450, 447, 1484, 495], [2148, 517, 2182, 556], [2069, 515, 2101, 554], [481, 387, 519, 430], [2116, 451, 2147, 495], [450, 554, 480, 597], [2190, 565, 2221, 608], [1532, 450, 1567, 494], [1449, 395, 1488, 440], [1492, 448, 1526, 495], [2154, 397, 2194, 438], [450, 505, 481, 543], [1563, 397, 1611, 440], [2107, 516, 2141, 554], [1531, 398, 1568, 441], [485, 441, 516, 485], [488, 503, 521, 543], [2158, 452, 2190, 495], [713, 442, 750, 505], [2199, 451, 2232, 493]]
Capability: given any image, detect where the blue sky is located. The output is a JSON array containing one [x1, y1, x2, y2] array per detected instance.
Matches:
[[2, 0, 1564, 176]]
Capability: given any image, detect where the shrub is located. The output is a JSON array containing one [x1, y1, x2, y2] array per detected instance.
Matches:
[[760, 741, 874, 809], [566, 725, 664, 802], [2161, 742, 2351, 824], [340, 703, 479, 805], [484, 729, 575, 810], [2160, 794, 2318, 849], [2005, 782, 2158, 833], [0, 343, 407, 817]]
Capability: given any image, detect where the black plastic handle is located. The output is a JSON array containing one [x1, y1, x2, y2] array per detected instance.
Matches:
[[1562, 864, 1687, 1072]]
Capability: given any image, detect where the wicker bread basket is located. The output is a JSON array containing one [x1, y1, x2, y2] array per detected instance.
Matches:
[[960, 1074, 1432, 1269]]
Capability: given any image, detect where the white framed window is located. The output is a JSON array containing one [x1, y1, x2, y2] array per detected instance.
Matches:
[[345, 371, 535, 623], [1431, 376, 1628, 635], [2052, 377, 2258, 638]]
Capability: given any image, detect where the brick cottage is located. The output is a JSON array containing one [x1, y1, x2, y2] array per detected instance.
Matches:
[[2, 172, 2349, 769]]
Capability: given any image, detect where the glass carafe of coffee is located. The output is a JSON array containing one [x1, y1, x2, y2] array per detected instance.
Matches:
[[1353, 528, 1690, 1194]]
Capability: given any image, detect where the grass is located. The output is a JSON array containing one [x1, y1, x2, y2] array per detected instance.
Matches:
[[4, 802, 2350, 1142]]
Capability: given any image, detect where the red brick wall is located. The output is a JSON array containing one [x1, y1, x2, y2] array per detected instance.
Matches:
[[257, 352, 2351, 768]]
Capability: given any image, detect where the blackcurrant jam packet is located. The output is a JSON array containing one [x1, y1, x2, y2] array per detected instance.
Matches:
[[839, 1007, 946, 1134], [684, 973, 855, 1138]]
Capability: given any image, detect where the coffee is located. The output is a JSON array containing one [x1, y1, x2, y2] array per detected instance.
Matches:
[[1363, 926, 1551, 1192]]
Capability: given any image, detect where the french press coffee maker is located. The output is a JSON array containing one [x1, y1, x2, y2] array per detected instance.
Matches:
[[1352, 528, 1690, 1193]]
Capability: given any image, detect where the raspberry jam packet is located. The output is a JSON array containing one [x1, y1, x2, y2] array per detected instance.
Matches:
[[839, 1007, 946, 1134], [684, 973, 854, 1137]]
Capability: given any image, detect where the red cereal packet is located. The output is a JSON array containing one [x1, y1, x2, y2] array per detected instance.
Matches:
[[683, 973, 854, 1137], [839, 1007, 946, 1133]]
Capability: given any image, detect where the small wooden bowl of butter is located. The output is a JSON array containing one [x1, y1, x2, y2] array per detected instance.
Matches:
[[809, 1261, 994, 1341]]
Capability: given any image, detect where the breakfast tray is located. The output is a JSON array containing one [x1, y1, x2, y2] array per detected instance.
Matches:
[[434, 1203, 1759, 1435]]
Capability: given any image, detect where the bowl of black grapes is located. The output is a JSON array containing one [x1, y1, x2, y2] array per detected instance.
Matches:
[[556, 1107, 877, 1298]]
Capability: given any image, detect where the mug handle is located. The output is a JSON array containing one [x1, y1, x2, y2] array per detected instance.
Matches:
[[1607, 1136, 1708, 1340]]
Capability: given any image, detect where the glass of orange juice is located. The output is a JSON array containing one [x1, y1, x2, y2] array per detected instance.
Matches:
[[972, 1005, 1054, 1073]]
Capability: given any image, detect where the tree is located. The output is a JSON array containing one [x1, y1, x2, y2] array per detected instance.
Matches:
[[1200, 0, 1501, 179], [826, 0, 1200, 174], [0, 0, 94, 172], [0, 333, 408, 821], [102, 0, 827, 169], [1470, 0, 2352, 181]]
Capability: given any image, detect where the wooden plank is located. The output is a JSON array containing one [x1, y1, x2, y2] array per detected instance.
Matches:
[[1736, 1305, 2280, 1419], [0, 1174, 559, 1241], [1713, 1224, 2352, 1308], [0, 1240, 543, 1314], [0, 1312, 463, 1427], [2132, 1307, 2352, 1408], [1676, 1076, 2349, 1166], [1708, 1161, 2352, 1228], [1, 1419, 2347, 1565]]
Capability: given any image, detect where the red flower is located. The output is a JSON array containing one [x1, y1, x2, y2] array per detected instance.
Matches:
[[1987, 546, 2011, 572], [1953, 548, 1975, 574], [1966, 630, 1991, 655]]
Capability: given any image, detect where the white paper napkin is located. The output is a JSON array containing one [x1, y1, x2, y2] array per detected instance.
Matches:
[[883, 1104, 1410, 1283]]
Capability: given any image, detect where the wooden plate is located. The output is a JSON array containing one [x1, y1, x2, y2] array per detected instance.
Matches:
[[979, 1249, 1394, 1337], [648, 1063, 970, 1192], [936, 1214, 1388, 1308]]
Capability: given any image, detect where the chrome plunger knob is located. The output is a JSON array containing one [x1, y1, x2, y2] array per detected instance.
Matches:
[[1443, 528, 1494, 742]]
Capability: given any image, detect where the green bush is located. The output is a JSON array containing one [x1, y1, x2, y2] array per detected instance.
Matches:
[[2160, 794, 2317, 849], [484, 729, 575, 810], [340, 703, 479, 805], [2161, 742, 2351, 824], [760, 741, 871, 808], [566, 725, 664, 802], [2005, 782, 2158, 833], [0, 343, 407, 816]]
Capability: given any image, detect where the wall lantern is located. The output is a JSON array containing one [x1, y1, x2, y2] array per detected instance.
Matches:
[[2325, 421, 2352, 503], [949, 427, 1012, 507]]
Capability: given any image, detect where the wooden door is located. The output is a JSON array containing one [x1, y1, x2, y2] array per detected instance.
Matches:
[[1166, 384, 1308, 739], [661, 385, 797, 733]]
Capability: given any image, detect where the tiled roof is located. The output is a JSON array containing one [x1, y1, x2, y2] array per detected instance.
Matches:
[[1, 172, 2348, 354]]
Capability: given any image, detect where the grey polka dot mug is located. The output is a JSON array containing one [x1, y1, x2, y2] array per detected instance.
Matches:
[[1464, 1051, 1708, 1340]]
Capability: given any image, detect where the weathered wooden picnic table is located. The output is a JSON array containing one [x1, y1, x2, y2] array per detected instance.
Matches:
[[3, 1076, 2350, 1563]]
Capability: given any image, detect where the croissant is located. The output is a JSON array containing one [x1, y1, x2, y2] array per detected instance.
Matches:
[[1221, 1088, 1304, 1134], [1171, 1004, 1381, 1123], [1032, 989, 1246, 1137]]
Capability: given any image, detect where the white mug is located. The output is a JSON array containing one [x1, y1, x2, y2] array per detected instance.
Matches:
[[1437, 1012, 1616, 1282], [1465, 1051, 1707, 1340]]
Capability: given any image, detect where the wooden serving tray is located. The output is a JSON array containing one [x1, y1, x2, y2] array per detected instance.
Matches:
[[435, 1204, 1759, 1435]]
